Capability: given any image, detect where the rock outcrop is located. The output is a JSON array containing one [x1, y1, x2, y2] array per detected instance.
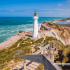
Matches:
[[40, 21, 54, 31], [40, 21, 59, 30], [16, 31, 32, 37], [53, 19, 66, 21], [66, 17, 70, 20], [52, 17, 70, 21], [40, 21, 70, 45]]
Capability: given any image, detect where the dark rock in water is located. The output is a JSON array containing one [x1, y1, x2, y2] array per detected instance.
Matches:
[[19, 31, 23, 33], [66, 17, 70, 20]]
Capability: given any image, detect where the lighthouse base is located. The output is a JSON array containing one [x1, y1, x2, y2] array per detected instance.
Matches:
[[32, 37, 38, 38]]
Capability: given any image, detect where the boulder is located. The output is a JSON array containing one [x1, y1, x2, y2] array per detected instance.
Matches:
[[66, 17, 70, 20], [19, 31, 24, 33]]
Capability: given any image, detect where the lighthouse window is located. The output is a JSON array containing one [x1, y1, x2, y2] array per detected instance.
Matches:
[[34, 12, 37, 16]]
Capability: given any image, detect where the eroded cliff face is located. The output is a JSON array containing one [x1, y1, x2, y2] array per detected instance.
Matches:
[[40, 21, 70, 45]]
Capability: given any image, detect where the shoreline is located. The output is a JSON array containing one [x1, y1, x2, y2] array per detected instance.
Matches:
[[0, 19, 70, 50]]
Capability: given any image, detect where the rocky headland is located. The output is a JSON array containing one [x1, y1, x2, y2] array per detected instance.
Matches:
[[0, 18, 70, 70], [40, 21, 70, 45], [53, 19, 66, 21], [0, 18, 70, 50], [52, 17, 70, 21]]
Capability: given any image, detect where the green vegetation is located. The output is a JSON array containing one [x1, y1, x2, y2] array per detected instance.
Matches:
[[34, 37, 44, 52], [0, 38, 34, 70], [5, 68, 10, 70], [53, 24, 59, 29], [35, 37, 44, 43], [36, 36, 70, 70], [0, 36, 70, 70], [34, 46, 39, 52], [44, 36, 56, 44], [36, 64, 44, 70]]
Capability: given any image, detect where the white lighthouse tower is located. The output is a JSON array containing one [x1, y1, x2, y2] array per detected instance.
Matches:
[[33, 11, 38, 38]]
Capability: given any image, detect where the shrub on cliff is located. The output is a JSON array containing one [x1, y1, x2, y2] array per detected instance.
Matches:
[[35, 37, 44, 43]]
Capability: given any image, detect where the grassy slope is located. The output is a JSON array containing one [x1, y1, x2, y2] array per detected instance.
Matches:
[[0, 36, 70, 70], [36, 36, 70, 70], [0, 37, 44, 70], [0, 38, 34, 70]]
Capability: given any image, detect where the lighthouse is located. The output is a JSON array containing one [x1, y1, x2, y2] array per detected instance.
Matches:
[[33, 11, 38, 38]]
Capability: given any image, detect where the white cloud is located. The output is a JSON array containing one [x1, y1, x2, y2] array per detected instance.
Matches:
[[58, 3, 63, 6]]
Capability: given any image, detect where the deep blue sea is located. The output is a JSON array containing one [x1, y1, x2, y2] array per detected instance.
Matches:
[[0, 17, 70, 43]]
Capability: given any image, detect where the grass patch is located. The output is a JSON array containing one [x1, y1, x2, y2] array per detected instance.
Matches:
[[5, 68, 10, 70], [36, 64, 44, 70], [0, 38, 33, 70], [35, 37, 44, 43]]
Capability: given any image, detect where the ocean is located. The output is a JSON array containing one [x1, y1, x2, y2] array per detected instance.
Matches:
[[0, 17, 70, 43]]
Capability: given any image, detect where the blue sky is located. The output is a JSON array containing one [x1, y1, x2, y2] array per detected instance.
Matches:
[[0, 0, 70, 17]]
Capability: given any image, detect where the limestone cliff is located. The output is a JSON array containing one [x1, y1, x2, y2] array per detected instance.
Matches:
[[40, 21, 70, 45]]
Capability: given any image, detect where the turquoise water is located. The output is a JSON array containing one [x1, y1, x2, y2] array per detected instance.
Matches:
[[0, 17, 69, 43]]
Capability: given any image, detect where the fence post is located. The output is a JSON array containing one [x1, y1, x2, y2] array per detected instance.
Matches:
[[49, 43, 51, 59], [23, 59, 26, 70]]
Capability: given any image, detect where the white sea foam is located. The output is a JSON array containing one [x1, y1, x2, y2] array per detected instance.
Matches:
[[0, 22, 42, 43], [52, 21, 60, 23], [0, 35, 2, 36], [26, 28, 33, 31], [38, 24, 41, 29], [67, 20, 70, 22], [10, 31, 15, 32], [6, 37, 11, 40], [2, 34, 7, 36], [7, 30, 9, 31], [0, 30, 5, 33], [52, 20, 70, 24]]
